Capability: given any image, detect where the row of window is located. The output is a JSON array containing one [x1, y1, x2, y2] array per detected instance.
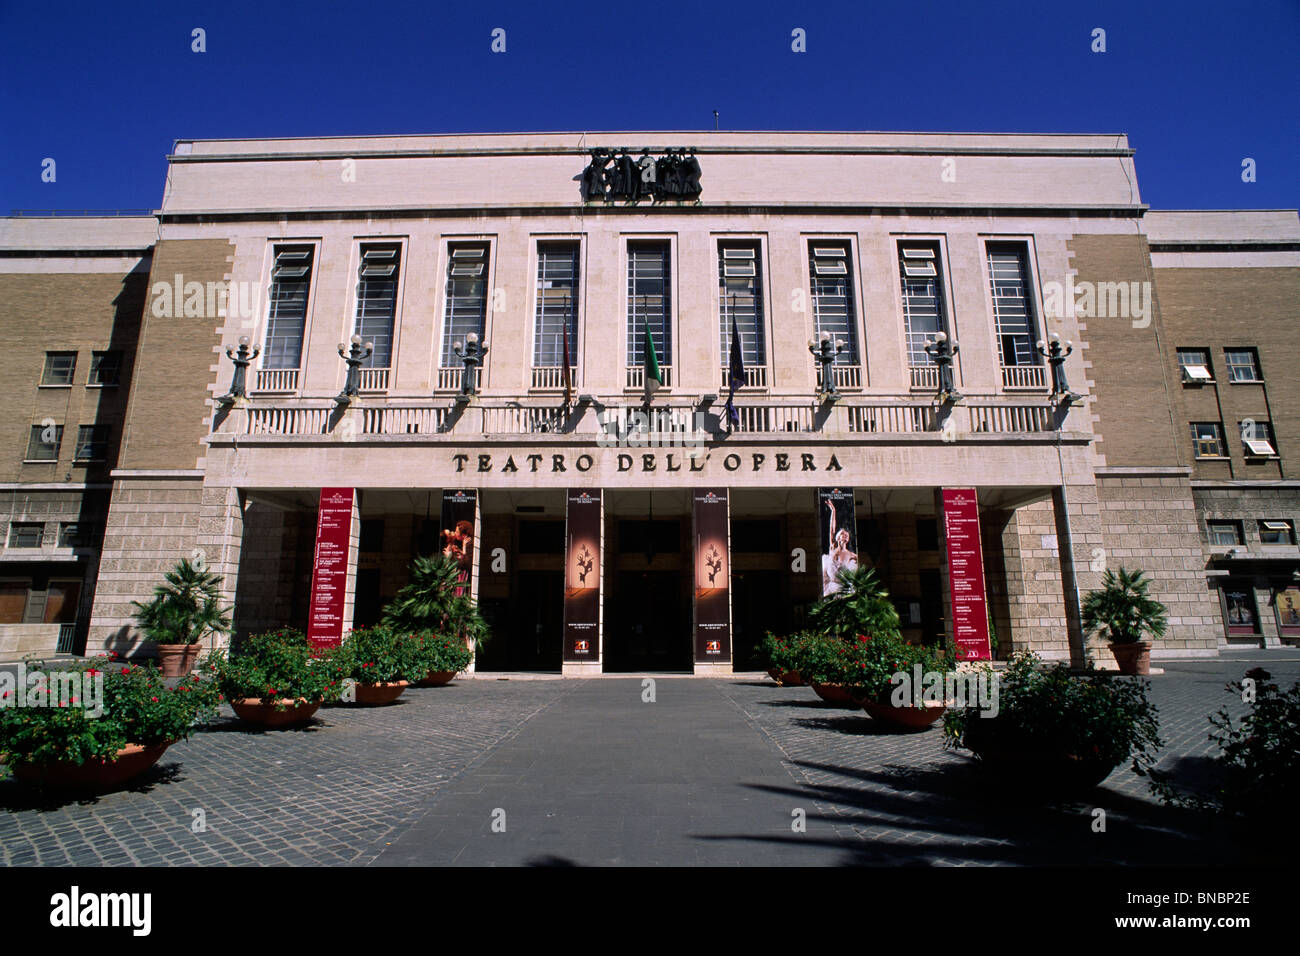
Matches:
[[257, 237, 1048, 388], [0, 578, 80, 626], [1177, 347, 1264, 384], [1190, 421, 1278, 459], [5, 522, 94, 549], [23, 425, 109, 463], [1208, 518, 1296, 547], [38, 350, 123, 387]]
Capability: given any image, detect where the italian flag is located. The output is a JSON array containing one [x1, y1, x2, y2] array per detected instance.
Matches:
[[644, 324, 663, 402]]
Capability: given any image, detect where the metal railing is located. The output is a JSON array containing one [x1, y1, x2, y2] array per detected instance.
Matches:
[[816, 364, 862, 391], [909, 365, 939, 391], [357, 367, 390, 392], [625, 365, 674, 390], [531, 366, 575, 390], [436, 367, 464, 392]]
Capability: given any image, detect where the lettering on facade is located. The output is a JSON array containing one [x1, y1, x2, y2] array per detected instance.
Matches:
[[453, 451, 842, 475], [581, 148, 702, 202]]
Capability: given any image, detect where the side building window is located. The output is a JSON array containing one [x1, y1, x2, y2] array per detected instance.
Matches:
[[718, 241, 766, 388], [986, 242, 1045, 389], [533, 242, 580, 389], [353, 243, 402, 388], [262, 245, 316, 389], [626, 241, 672, 389], [1224, 348, 1262, 383], [1176, 348, 1213, 384], [26, 424, 62, 462], [898, 241, 948, 390], [1190, 422, 1226, 459], [440, 243, 490, 385], [808, 242, 861, 388]]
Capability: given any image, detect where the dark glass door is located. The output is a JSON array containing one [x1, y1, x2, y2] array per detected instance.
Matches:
[[609, 571, 690, 671]]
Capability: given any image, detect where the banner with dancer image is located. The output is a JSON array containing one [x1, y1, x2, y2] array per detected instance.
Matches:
[[817, 487, 858, 597], [440, 489, 477, 597], [563, 489, 601, 662], [693, 488, 731, 662]]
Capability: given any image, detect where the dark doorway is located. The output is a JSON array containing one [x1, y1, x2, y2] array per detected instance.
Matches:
[[608, 570, 690, 671], [920, 569, 943, 646], [478, 570, 563, 672], [353, 568, 382, 629], [732, 570, 786, 670]]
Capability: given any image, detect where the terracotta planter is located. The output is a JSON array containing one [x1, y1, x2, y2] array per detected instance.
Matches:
[[230, 697, 322, 728], [810, 682, 858, 707], [862, 701, 948, 730], [156, 643, 202, 678], [768, 669, 802, 687], [414, 671, 457, 688], [351, 680, 409, 706], [964, 721, 1117, 795], [1109, 641, 1151, 676], [9, 742, 171, 792]]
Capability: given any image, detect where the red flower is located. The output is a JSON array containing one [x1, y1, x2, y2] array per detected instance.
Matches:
[[87, 668, 99, 676], [150, 696, 159, 702], [121, 667, 131, 675]]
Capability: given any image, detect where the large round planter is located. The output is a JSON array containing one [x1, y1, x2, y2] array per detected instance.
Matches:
[[414, 671, 457, 688], [156, 643, 202, 678], [768, 669, 802, 687], [230, 697, 322, 728], [810, 682, 858, 708], [862, 701, 948, 730], [1109, 641, 1151, 676], [964, 721, 1117, 796], [9, 742, 171, 792], [351, 681, 409, 706]]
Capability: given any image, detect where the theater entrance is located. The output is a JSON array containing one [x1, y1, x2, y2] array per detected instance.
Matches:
[[608, 570, 691, 672]]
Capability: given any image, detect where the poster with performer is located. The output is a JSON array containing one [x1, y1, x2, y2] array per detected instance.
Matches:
[[307, 487, 355, 649], [440, 489, 477, 597], [941, 487, 992, 661], [817, 487, 858, 596], [563, 489, 601, 661], [693, 488, 731, 662]]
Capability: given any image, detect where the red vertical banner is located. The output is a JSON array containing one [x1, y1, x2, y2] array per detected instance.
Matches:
[[693, 488, 731, 662], [439, 490, 477, 597], [307, 487, 355, 649], [563, 489, 601, 662], [942, 487, 992, 662]]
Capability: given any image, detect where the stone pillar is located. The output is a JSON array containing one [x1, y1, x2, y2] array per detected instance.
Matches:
[[1052, 482, 1105, 667], [196, 483, 245, 652]]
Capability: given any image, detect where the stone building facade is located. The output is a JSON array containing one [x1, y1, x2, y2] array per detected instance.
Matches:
[[1, 131, 1296, 671]]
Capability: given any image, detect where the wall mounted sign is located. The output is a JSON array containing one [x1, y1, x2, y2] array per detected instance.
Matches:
[[563, 489, 602, 661], [440, 490, 477, 598], [581, 148, 702, 202], [817, 487, 858, 597], [307, 487, 355, 649], [941, 488, 992, 661], [693, 488, 730, 662]]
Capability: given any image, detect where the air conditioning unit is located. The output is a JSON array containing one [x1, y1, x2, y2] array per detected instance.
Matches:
[[1244, 438, 1276, 457]]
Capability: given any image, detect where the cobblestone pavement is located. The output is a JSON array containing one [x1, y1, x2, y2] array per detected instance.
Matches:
[[717, 651, 1300, 865], [2, 653, 1295, 866]]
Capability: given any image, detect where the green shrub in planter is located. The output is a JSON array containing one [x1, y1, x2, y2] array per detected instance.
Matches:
[[756, 632, 804, 674], [202, 627, 344, 709], [408, 630, 473, 675], [1151, 667, 1300, 824], [0, 658, 217, 771], [841, 633, 956, 705], [337, 625, 425, 685], [944, 651, 1161, 789], [790, 631, 853, 685]]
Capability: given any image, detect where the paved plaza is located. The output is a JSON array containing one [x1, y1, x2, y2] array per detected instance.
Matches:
[[1, 651, 1295, 866]]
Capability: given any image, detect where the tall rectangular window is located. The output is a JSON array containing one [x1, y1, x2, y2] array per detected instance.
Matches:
[[440, 243, 490, 368], [808, 243, 859, 364], [263, 245, 315, 370], [88, 350, 122, 386], [42, 352, 76, 386], [627, 242, 672, 367], [898, 241, 947, 367], [1190, 422, 1226, 459], [1177, 348, 1214, 383], [718, 242, 765, 379], [1224, 348, 1262, 383], [26, 425, 62, 461], [74, 425, 109, 461], [534, 242, 579, 369], [986, 243, 1041, 368], [353, 243, 401, 369]]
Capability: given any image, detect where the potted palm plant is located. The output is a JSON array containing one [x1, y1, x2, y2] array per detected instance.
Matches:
[[381, 555, 488, 685], [800, 566, 904, 706], [131, 558, 232, 677], [1081, 567, 1168, 675]]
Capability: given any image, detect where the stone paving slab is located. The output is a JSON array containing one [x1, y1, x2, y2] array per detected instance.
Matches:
[[2, 654, 1297, 866]]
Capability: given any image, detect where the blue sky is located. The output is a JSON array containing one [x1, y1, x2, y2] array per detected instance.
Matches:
[[1, 0, 1296, 212]]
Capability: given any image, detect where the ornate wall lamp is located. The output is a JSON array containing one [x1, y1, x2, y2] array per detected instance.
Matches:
[[808, 330, 845, 401], [217, 336, 259, 406], [336, 334, 374, 404], [453, 332, 489, 400], [923, 331, 962, 403], [1037, 332, 1081, 405]]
